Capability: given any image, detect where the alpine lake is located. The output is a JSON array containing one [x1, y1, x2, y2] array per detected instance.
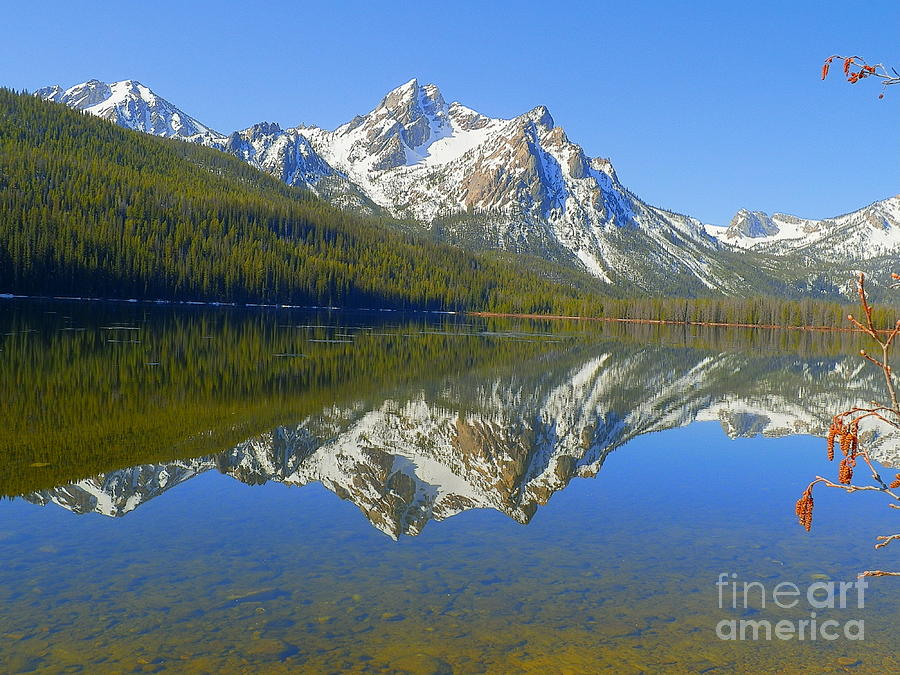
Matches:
[[1, 298, 899, 674]]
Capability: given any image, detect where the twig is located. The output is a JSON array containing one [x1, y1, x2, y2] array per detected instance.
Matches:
[[874, 534, 900, 549], [859, 570, 900, 578]]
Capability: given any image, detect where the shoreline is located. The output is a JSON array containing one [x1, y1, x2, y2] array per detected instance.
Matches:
[[0, 293, 457, 316], [468, 311, 873, 334], [2, 293, 889, 335]]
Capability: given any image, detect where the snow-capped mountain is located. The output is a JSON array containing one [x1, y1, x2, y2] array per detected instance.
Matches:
[[36, 80, 369, 205], [22, 344, 898, 537], [700, 197, 900, 297], [223, 121, 334, 186], [36, 79, 226, 144], [33, 78, 756, 292], [221, 121, 375, 209], [296, 79, 762, 291], [37, 78, 898, 296], [709, 197, 900, 261]]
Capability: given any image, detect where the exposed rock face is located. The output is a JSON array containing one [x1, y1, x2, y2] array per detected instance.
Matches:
[[346, 79, 452, 170], [726, 209, 780, 239], [225, 122, 336, 187]]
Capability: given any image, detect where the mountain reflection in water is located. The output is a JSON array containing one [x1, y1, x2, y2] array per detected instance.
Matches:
[[6, 299, 895, 538]]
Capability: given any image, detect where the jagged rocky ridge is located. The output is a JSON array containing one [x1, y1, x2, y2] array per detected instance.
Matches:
[[24, 344, 898, 537], [708, 198, 900, 261], [37, 79, 900, 297]]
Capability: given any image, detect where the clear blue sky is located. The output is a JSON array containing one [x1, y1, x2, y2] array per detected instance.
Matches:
[[2, 0, 898, 225]]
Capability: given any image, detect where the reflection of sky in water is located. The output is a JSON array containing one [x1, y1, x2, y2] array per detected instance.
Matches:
[[2, 423, 898, 673]]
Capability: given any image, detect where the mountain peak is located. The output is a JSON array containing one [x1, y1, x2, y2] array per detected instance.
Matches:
[[419, 82, 444, 104], [34, 84, 63, 101], [114, 79, 148, 93], [378, 78, 419, 109], [726, 209, 779, 239], [395, 77, 419, 93], [520, 105, 554, 129], [243, 121, 283, 136], [377, 78, 446, 120], [324, 79, 454, 170], [37, 78, 222, 140]]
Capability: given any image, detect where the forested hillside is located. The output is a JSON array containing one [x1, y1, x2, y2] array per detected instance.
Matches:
[[0, 89, 607, 314]]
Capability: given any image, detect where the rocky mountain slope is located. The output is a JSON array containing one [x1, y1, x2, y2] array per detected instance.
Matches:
[[37, 78, 899, 297], [709, 197, 900, 261], [36, 79, 225, 144]]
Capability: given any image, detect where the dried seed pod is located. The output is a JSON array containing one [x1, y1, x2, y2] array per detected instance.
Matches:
[[795, 490, 814, 532], [838, 457, 856, 485], [839, 432, 852, 457]]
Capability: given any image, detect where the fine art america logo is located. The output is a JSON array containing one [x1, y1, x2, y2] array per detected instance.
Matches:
[[715, 573, 867, 641]]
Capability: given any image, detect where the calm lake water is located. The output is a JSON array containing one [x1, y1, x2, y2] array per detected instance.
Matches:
[[1, 299, 899, 673]]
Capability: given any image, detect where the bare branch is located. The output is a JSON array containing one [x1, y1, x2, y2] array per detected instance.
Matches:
[[812, 476, 900, 500], [797, 271, 899, 576], [874, 534, 900, 549], [823, 55, 900, 97]]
